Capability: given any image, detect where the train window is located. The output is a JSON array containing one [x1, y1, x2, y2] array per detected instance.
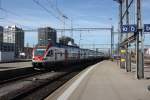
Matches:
[[34, 49, 45, 56], [47, 50, 53, 57]]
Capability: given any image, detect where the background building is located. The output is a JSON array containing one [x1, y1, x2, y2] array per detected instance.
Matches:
[[3, 25, 24, 57], [0, 42, 14, 62], [38, 27, 57, 46], [23, 47, 33, 59], [0, 26, 3, 42]]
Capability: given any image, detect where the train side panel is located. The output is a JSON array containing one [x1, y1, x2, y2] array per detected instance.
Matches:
[[32, 44, 104, 69]]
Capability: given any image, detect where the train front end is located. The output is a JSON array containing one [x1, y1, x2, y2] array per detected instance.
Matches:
[[32, 48, 47, 68]]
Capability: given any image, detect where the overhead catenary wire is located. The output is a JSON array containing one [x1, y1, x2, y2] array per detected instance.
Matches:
[[33, 0, 63, 22], [0, 8, 20, 18], [46, 0, 69, 21], [0, 0, 35, 29], [0, 18, 34, 30], [3, 27, 112, 33], [0, 0, 70, 29], [0, 3, 32, 22], [46, 0, 71, 36], [46, 0, 61, 15], [47, 0, 72, 36]]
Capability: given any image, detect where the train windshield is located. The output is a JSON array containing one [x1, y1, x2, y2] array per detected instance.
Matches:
[[34, 49, 45, 56]]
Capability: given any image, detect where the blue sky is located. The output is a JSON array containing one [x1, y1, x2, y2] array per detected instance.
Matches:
[[0, 0, 150, 48]]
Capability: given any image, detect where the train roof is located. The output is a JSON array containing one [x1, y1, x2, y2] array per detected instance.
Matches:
[[55, 43, 80, 49], [35, 43, 104, 54]]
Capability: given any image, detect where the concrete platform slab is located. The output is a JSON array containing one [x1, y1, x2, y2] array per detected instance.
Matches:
[[0, 62, 32, 71], [45, 60, 150, 100]]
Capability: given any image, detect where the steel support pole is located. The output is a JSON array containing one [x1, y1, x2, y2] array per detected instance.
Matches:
[[125, 0, 131, 72], [119, 1, 125, 68], [111, 26, 114, 58], [127, 49, 131, 71], [136, 0, 144, 79], [120, 1, 123, 43], [127, 44, 132, 72]]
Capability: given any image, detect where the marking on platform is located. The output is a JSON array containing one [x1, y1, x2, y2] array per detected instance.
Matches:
[[57, 63, 98, 100]]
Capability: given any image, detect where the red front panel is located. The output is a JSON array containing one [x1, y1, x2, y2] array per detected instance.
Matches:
[[33, 56, 43, 61]]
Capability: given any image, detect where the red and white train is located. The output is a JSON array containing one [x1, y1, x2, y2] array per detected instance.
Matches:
[[32, 43, 104, 69]]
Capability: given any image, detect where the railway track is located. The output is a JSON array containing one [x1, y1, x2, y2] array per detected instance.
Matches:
[[0, 70, 44, 85], [0, 61, 99, 100], [17, 70, 80, 100], [0, 67, 47, 85]]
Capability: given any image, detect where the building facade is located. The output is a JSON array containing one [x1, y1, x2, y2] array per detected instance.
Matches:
[[38, 27, 57, 46], [0, 26, 3, 42], [0, 42, 15, 62], [23, 47, 33, 59], [3, 25, 24, 57]]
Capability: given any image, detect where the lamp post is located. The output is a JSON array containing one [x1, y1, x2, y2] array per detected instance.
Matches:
[[136, 0, 144, 79], [113, 0, 123, 43], [113, 0, 124, 68]]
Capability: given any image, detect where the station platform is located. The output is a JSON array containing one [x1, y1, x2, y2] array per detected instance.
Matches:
[[0, 61, 32, 71], [45, 60, 150, 100]]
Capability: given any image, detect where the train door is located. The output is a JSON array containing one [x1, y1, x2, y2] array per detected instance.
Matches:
[[46, 49, 55, 61], [54, 48, 64, 62], [57, 49, 64, 61], [65, 49, 68, 61]]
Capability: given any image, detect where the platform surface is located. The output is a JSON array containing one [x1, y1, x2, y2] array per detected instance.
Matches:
[[0, 62, 32, 71], [45, 60, 150, 100]]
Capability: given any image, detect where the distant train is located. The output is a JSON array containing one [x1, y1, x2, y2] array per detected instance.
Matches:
[[32, 43, 105, 69]]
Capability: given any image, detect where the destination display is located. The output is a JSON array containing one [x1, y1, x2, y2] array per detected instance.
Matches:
[[121, 24, 150, 33]]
